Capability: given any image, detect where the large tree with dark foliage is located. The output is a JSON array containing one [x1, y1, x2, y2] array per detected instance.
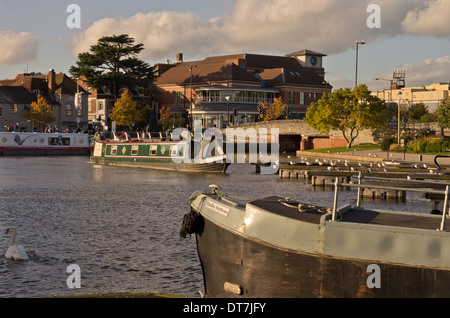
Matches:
[[69, 34, 156, 100]]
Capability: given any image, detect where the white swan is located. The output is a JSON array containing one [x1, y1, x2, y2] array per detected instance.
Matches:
[[4, 227, 28, 260]]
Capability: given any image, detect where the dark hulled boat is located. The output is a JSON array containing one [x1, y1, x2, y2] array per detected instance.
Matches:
[[184, 175, 450, 297]]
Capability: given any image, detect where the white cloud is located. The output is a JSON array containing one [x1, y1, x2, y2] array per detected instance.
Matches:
[[70, 11, 221, 61], [66, 0, 449, 90], [0, 30, 38, 65], [220, 0, 414, 55], [402, 0, 450, 37], [69, 0, 417, 62], [370, 55, 450, 90]]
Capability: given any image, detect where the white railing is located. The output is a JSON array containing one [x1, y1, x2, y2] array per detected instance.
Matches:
[[196, 96, 274, 104], [331, 173, 450, 231]]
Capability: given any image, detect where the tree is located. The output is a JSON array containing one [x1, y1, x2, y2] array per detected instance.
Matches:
[[437, 97, 450, 130], [23, 95, 55, 130], [304, 84, 387, 148], [69, 34, 156, 100], [158, 106, 185, 131], [258, 97, 286, 121], [109, 90, 143, 129], [405, 102, 429, 122]]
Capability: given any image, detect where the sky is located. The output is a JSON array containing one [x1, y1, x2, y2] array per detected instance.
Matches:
[[0, 0, 449, 92]]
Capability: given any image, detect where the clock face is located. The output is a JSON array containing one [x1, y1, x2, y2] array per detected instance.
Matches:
[[310, 56, 318, 66]]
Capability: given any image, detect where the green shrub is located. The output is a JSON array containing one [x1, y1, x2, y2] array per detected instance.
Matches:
[[409, 137, 450, 153], [380, 137, 396, 151]]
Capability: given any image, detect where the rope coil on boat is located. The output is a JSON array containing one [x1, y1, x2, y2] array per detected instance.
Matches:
[[179, 209, 204, 238]]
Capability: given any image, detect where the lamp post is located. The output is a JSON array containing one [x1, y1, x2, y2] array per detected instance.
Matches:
[[398, 91, 402, 144], [355, 40, 365, 87], [189, 65, 197, 129], [375, 78, 394, 104], [225, 96, 230, 127]]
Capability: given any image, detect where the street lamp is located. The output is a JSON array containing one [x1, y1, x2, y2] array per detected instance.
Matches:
[[355, 40, 365, 87], [225, 96, 230, 127], [375, 77, 394, 104], [188, 65, 197, 129], [398, 91, 402, 144]]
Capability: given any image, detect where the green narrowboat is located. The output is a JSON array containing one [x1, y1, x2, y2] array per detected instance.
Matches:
[[90, 133, 229, 173]]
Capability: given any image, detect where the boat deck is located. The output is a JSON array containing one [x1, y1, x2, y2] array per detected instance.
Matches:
[[250, 196, 442, 231]]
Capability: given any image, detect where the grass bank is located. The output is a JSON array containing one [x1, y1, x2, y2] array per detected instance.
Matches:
[[305, 144, 380, 153]]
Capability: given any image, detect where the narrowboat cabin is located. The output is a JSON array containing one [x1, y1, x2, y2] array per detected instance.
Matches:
[[90, 132, 229, 173]]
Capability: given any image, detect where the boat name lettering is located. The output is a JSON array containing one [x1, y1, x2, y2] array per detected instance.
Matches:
[[206, 201, 230, 217]]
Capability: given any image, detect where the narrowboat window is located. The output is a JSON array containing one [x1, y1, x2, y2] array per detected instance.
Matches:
[[48, 135, 70, 145], [149, 145, 157, 155], [111, 145, 117, 155], [131, 145, 139, 155], [170, 145, 178, 156]]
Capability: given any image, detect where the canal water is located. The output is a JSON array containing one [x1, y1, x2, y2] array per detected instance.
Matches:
[[0, 156, 431, 298]]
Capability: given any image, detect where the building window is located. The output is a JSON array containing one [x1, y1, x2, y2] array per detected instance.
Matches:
[[9, 104, 18, 113], [33, 90, 40, 95], [66, 104, 72, 116], [0, 106, 3, 117], [174, 91, 182, 104], [289, 91, 295, 104], [300, 92, 305, 104], [98, 101, 104, 110]]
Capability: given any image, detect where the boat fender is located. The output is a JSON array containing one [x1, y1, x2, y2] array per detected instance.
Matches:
[[179, 209, 204, 238]]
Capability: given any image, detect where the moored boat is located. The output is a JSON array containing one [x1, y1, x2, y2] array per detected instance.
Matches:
[[183, 165, 450, 297], [0, 132, 90, 155], [90, 132, 230, 173]]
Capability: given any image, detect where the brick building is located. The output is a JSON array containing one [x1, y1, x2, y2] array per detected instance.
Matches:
[[0, 69, 89, 131], [155, 50, 332, 129]]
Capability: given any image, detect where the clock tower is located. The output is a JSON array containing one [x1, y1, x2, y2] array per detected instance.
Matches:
[[285, 49, 326, 79]]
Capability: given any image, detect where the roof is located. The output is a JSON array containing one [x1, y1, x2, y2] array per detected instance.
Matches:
[[0, 72, 87, 95], [156, 52, 331, 88], [55, 73, 79, 94], [156, 62, 261, 85], [285, 50, 327, 57], [0, 86, 38, 104]]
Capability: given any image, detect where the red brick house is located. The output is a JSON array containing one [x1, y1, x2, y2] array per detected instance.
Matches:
[[155, 50, 332, 129]]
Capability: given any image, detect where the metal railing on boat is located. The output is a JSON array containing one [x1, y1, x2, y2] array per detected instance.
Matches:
[[331, 171, 450, 232]]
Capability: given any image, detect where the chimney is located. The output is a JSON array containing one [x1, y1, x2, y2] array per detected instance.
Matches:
[[48, 69, 55, 94], [176, 53, 183, 63]]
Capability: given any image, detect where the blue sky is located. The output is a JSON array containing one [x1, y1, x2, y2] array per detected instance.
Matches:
[[0, 0, 449, 91]]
